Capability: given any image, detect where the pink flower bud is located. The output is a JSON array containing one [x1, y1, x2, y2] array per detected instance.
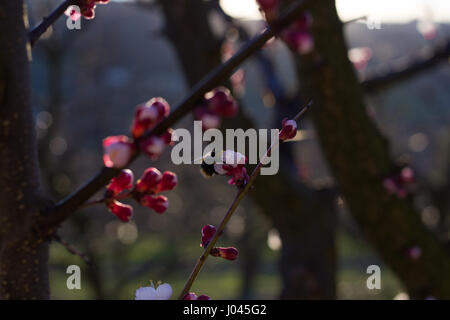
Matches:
[[194, 107, 221, 130], [65, 6, 82, 21], [383, 178, 397, 194], [279, 117, 298, 141], [106, 169, 134, 197], [135, 167, 162, 194], [210, 247, 239, 261], [197, 295, 211, 300], [80, 3, 96, 20], [205, 87, 239, 118], [96, 0, 110, 4], [201, 224, 217, 248], [156, 171, 178, 193], [107, 200, 133, 222], [131, 97, 170, 138], [281, 29, 314, 55], [140, 136, 165, 160], [406, 246, 422, 260], [183, 293, 198, 300], [213, 150, 249, 188], [401, 167, 415, 184], [140, 195, 169, 214], [161, 128, 174, 145], [103, 135, 134, 168], [256, 0, 279, 21]]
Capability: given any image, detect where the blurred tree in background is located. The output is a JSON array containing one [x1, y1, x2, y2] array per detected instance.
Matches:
[[0, 0, 449, 299]]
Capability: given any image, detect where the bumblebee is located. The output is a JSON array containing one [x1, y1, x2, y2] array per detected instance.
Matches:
[[200, 150, 219, 178]]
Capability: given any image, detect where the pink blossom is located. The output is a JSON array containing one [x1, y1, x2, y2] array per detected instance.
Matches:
[[135, 167, 162, 194], [155, 171, 178, 193], [205, 87, 239, 118], [279, 117, 298, 141], [106, 169, 134, 197], [140, 136, 166, 160], [140, 195, 169, 214], [106, 200, 133, 222], [210, 247, 239, 261], [194, 106, 222, 130], [201, 225, 217, 248], [102, 135, 134, 168], [131, 97, 170, 138]]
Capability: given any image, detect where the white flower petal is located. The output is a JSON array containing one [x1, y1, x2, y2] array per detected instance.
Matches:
[[155, 283, 172, 300], [135, 286, 158, 300]]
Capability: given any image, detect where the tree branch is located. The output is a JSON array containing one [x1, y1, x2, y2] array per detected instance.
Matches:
[[178, 103, 311, 299], [361, 38, 450, 92], [29, 0, 79, 47], [38, 0, 309, 234]]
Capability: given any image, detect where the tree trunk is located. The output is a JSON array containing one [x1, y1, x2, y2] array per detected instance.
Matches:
[[0, 1, 49, 299], [294, 0, 450, 298]]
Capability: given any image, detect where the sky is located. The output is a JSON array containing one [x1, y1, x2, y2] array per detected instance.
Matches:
[[220, 0, 450, 23]]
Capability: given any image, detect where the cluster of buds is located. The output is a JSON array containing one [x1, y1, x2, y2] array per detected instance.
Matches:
[[194, 87, 239, 131], [383, 167, 415, 199], [104, 168, 177, 222], [256, 1, 314, 54], [65, 0, 109, 21], [200, 225, 239, 261], [279, 117, 298, 141], [103, 97, 174, 168], [183, 293, 211, 300]]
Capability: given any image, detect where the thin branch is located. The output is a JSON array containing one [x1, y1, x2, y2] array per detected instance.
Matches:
[[38, 0, 309, 233], [29, 0, 79, 47], [361, 38, 450, 92], [177, 102, 311, 299], [52, 234, 91, 265]]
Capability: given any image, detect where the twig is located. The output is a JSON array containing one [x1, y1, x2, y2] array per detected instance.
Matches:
[[52, 234, 91, 265], [343, 15, 368, 25], [39, 0, 309, 233], [29, 0, 79, 47], [177, 101, 311, 299], [361, 38, 450, 92]]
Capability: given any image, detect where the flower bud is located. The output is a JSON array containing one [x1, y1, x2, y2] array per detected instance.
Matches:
[[131, 97, 170, 138], [206, 87, 239, 118], [406, 246, 422, 260], [201, 224, 217, 248], [156, 171, 178, 193], [103, 135, 134, 168], [135, 167, 162, 194], [161, 128, 175, 145], [106, 169, 134, 197], [401, 167, 415, 184], [140, 195, 169, 214], [194, 107, 222, 130], [107, 200, 133, 222], [197, 295, 211, 300], [256, 0, 279, 21], [183, 293, 198, 300], [140, 136, 166, 160], [210, 247, 239, 261], [279, 117, 298, 141]]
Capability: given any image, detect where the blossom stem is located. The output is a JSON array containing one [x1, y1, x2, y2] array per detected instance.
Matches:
[[29, 0, 79, 46], [177, 102, 311, 299]]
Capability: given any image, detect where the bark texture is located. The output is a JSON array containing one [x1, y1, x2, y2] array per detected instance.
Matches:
[[0, 1, 49, 299], [294, 0, 450, 298]]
